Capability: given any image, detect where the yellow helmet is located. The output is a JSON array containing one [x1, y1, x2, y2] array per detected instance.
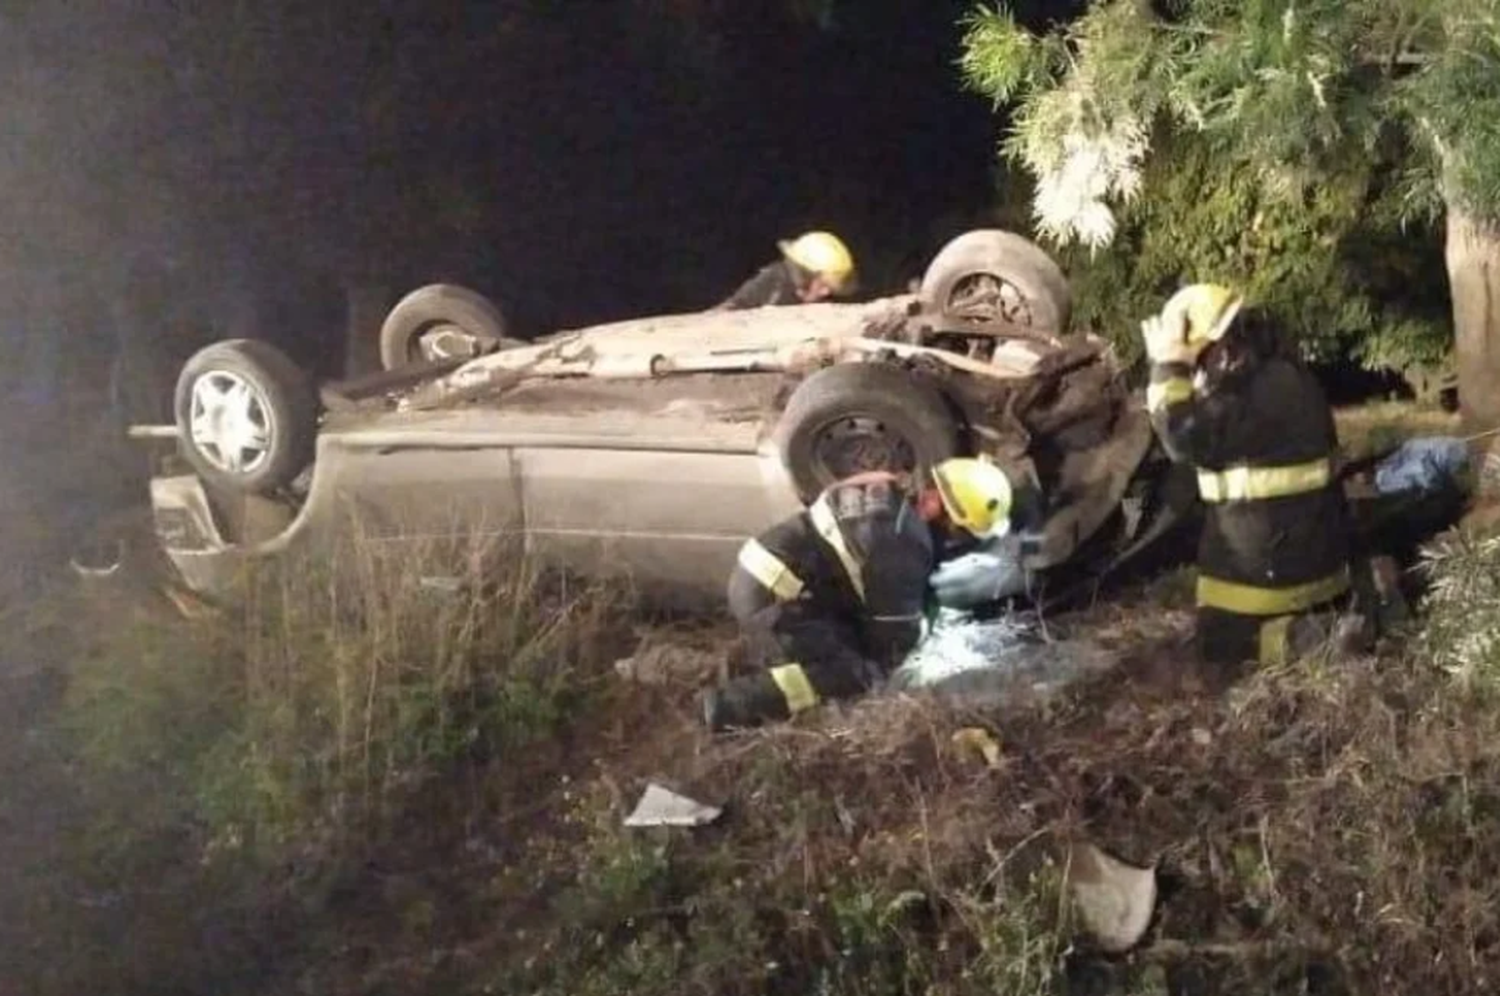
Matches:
[[1162, 283, 1243, 349], [778, 231, 857, 293], [931, 457, 1014, 539]]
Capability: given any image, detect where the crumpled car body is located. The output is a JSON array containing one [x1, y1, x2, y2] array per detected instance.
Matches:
[[143, 234, 1188, 610]]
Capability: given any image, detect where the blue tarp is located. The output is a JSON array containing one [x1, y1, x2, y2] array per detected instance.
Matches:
[[1373, 436, 1470, 495]]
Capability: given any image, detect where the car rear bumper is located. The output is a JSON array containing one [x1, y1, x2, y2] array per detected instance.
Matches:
[[150, 475, 253, 597]]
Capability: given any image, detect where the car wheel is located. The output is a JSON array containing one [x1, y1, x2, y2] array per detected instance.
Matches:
[[379, 283, 522, 371], [919, 229, 1072, 333], [773, 362, 961, 502], [174, 339, 317, 495]]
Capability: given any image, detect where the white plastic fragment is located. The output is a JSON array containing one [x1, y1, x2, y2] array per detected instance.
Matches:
[[1066, 842, 1158, 953], [69, 538, 125, 578], [69, 557, 121, 579], [623, 783, 722, 828]]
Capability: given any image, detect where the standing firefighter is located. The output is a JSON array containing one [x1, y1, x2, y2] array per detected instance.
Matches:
[[703, 458, 1023, 732], [713, 231, 858, 311], [1143, 284, 1361, 678]]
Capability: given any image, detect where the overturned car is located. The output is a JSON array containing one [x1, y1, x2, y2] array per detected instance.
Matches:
[[141, 230, 1197, 609]]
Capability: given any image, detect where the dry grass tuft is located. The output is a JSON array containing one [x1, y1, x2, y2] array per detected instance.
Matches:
[[0, 507, 639, 996], [214, 521, 637, 853], [1334, 401, 1460, 461]]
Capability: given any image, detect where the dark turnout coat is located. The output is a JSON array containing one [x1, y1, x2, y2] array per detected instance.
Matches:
[[716, 260, 805, 310], [1147, 342, 1352, 665], [726, 473, 935, 712]]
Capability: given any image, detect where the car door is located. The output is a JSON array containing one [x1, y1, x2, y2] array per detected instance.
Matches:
[[514, 442, 802, 607], [311, 411, 525, 573]]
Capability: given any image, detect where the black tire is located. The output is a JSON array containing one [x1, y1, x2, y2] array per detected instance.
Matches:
[[772, 362, 961, 502], [378, 283, 519, 371], [919, 229, 1072, 333], [173, 339, 317, 496]]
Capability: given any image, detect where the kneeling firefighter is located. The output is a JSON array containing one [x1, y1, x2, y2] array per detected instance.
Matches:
[[713, 231, 858, 311], [1142, 284, 1365, 678], [702, 457, 1029, 732]]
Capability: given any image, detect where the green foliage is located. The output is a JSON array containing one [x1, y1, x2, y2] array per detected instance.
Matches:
[[205, 537, 624, 853], [964, 0, 1500, 225], [1064, 130, 1360, 361], [53, 616, 241, 877], [490, 821, 1071, 996], [1009, 129, 1447, 367], [959, 7, 1062, 107], [2, 535, 631, 995], [948, 866, 1069, 995], [40, 533, 627, 897], [964, 4, 1166, 247], [1422, 530, 1500, 692], [961, 0, 1464, 370], [31, 491, 1500, 995], [1397, 6, 1500, 216], [1164, 0, 1379, 184]]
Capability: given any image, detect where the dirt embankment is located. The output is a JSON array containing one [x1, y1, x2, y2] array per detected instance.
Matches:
[[202, 578, 1500, 996], [5, 401, 1496, 996]]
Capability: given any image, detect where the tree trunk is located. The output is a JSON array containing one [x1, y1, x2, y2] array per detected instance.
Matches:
[[1445, 204, 1500, 444]]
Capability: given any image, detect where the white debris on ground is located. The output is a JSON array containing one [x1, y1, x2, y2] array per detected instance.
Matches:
[[889, 608, 1118, 706], [894, 608, 1036, 683], [623, 783, 723, 828], [1065, 841, 1158, 953]]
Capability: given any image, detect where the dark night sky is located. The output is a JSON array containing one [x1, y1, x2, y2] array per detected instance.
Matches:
[[1, 0, 1013, 379], [375, 0, 1004, 328]]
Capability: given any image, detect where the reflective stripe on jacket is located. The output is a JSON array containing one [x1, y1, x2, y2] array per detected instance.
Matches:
[[768, 663, 819, 714], [727, 474, 935, 666], [730, 476, 922, 611], [737, 539, 806, 602], [1196, 457, 1331, 503], [728, 510, 856, 623]]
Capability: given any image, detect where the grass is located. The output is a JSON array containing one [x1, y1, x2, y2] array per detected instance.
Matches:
[[7, 399, 1500, 995], [1334, 400, 1460, 461], [0, 507, 635, 995], [218, 525, 630, 852], [463, 706, 1078, 996]]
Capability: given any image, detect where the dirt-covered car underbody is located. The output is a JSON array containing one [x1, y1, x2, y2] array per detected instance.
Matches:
[[141, 230, 1198, 610]]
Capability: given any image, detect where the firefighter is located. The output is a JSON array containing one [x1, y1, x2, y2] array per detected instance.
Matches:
[[702, 457, 1021, 732], [713, 231, 858, 311], [1142, 283, 1363, 680]]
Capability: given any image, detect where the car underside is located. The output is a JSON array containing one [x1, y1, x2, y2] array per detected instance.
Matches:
[[138, 230, 1201, 610]]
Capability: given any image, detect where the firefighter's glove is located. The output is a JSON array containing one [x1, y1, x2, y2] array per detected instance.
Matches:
[[864, 541, 932, 614], [929, 535, 1027, 611], [863, 543, 933, 659], [860, 506, 936, 624], [1141, 310, 1200, 366], [860, 512, 936, 666]]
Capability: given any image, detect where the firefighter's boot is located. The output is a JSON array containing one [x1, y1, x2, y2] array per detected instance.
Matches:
[[701, 672, 793, 733]]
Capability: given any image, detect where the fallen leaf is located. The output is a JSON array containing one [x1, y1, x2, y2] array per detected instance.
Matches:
[[951, 727, 1003, 769]]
